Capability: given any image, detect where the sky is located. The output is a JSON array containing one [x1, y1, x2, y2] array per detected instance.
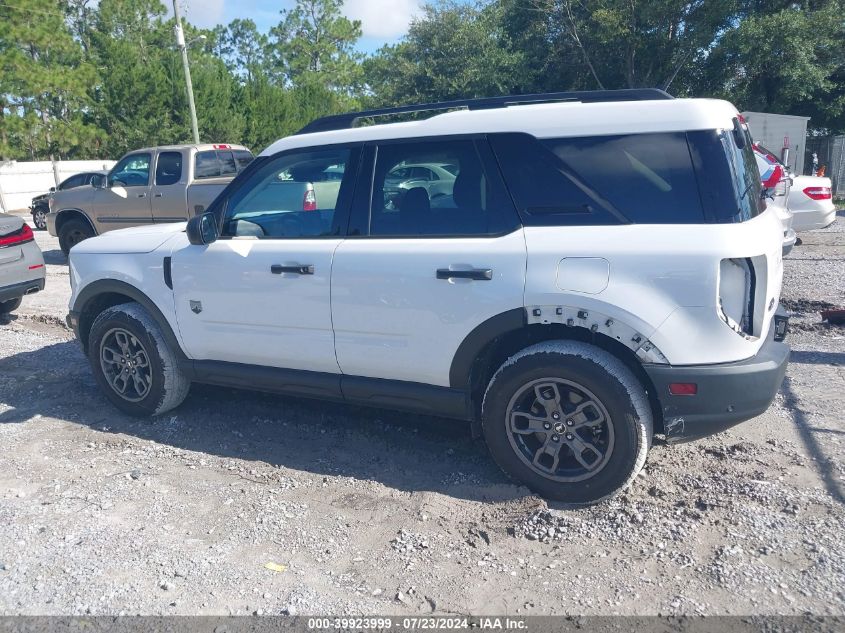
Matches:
[[175, 0, 427, 54]]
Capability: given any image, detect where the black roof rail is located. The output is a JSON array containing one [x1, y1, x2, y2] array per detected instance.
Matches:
[[295, 88, 673, 135]]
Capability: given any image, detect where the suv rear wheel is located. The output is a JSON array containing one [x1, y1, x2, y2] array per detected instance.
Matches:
[[88, 302, 190, 416], [59, 218, 94, 254], [482, 340, 652, 504]]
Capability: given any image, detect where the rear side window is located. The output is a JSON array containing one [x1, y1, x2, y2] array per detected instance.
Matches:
[[155, 151, 183, 186], [545, 133, 705, 223], [489, 134, 621, 226]]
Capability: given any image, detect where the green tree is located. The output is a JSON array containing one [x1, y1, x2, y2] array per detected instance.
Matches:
[[365, 1, 526, 106], [213, 18, 269, 83], [696, 1, 845, 131], [0, 0, 100, 160], [268, 0, 364, 98]]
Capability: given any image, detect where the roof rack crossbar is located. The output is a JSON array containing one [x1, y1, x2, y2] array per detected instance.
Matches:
[[295, 88, 673, 135]]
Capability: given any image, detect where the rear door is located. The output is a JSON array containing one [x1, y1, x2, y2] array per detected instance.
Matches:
[[151, 150, 189, 223], [330, 137, 526, 388]]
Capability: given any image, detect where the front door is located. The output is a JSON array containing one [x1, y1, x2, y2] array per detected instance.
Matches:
[[331, 137, 526, 387], [91, 152, 153, 229], [151, 150, 189, 223], [170, 144, 360, 373]]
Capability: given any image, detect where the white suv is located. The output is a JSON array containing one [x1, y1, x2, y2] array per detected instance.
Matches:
[[66, 90, 790, 504]]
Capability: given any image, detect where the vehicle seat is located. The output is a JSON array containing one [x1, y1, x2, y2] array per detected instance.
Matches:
[[399, 187, 431, 234]]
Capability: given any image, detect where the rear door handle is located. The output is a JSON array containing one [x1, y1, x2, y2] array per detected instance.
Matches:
[[436, 268, 493, 281], [271, 264, 314, 275], [137, 193, 147, 198], [153, 193, 163, 198]]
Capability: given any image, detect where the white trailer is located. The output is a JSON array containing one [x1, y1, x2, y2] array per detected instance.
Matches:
[[741, 111, 810, 175]]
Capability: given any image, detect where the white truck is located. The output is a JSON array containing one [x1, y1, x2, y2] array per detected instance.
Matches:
[[47, 144, 253, 254], [65, 90, 790, 504]]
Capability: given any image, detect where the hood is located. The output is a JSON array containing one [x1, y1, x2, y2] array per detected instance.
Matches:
[[0, 212, 24, 235], [32, 193, 50, 204], [72, 222, 187, 255]]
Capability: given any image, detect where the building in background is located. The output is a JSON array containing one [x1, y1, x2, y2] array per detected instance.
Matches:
[[742, 111, 810, 175]]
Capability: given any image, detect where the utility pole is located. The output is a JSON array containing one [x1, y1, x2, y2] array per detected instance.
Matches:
[[172, 0, 200, 144]]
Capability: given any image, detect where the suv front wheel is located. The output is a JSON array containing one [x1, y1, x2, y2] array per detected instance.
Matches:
[[482, 340, 653, 504], [88, 302, 191, 416]]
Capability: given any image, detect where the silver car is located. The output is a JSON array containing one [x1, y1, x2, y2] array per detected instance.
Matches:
[[0, 213, 45, 314]]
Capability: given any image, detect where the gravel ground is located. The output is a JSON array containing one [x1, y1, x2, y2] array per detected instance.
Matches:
[[0, 212, 843, 616]]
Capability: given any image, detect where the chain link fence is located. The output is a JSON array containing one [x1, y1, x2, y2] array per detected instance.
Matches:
[[806, 135, 845, 199]]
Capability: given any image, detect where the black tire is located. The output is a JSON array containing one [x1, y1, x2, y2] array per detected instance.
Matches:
[[88, 302, 191, 416], [0, 297, 22, 314], [482, 340, 653, 504], [32, 208, 48, 230], [59, 218, 94, 255]]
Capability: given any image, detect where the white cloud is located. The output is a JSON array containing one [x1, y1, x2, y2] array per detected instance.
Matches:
[[342, 0, 423, 39]]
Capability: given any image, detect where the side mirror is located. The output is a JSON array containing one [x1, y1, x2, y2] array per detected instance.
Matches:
[[186, 212, 218, 246], [49, 186, 56, 193], [91, 174, 107, 189]]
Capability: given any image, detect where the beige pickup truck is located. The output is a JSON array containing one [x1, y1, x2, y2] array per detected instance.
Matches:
[[48, 143, 254, 254]]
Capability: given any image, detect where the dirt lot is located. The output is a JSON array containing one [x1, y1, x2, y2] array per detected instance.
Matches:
[[0, 213, 843, 617]]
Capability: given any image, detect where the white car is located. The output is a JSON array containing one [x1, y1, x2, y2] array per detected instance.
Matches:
[[788, 175, 836, 231], [753, 145, 796, 254], [66, 90, 789, 504], [0, 213, 45, 314], [754, 143, 837, 233]]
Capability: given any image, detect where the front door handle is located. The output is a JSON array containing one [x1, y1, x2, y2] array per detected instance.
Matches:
[[271, 264, 314, 275], [137, 192, 147, 198], [153, 193, 163, 198], [436, 268, 493, 281]]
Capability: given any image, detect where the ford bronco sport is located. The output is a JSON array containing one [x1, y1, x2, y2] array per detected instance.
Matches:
[[66, 90, 790, 503]]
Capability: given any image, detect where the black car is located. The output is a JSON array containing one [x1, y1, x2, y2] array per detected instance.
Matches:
[[30, 171, 105, 230]]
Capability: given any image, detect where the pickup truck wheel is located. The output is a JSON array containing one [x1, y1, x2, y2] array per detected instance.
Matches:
[[59, 219, 94, 254], [482, 340, 652, 504], [88, 302, 190, 416], [32, 208, 47, 230], [0, 297, 22, 314]]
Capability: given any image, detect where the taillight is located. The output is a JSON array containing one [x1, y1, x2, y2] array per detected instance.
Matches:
[[761, 164, 784, 189], [803, 186, 832, 201], [0, 223, 34, 248], [302, 189, 317, 211]]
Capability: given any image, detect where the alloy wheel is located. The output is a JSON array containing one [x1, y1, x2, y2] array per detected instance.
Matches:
[[505, 378, 615, 482], [99, 327, 154, 402]]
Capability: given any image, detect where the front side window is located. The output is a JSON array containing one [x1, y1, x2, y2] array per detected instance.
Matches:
[[109, 153, 151, 187], [155, 151, 183, 186], [60, 175, 82, 190], [370, 138, 516, 237], [221, 147, 354, 239]]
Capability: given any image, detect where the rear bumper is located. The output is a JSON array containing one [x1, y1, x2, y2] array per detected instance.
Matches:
[[782, 228, 797, 256], [644, 324, 790, 443], [0, 277, 45, 303]]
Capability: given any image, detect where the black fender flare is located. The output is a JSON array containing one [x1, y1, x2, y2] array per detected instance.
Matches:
[[55, 208, 98, 236], [448, 308, 525, 390], [72, 279, 187, 362]]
